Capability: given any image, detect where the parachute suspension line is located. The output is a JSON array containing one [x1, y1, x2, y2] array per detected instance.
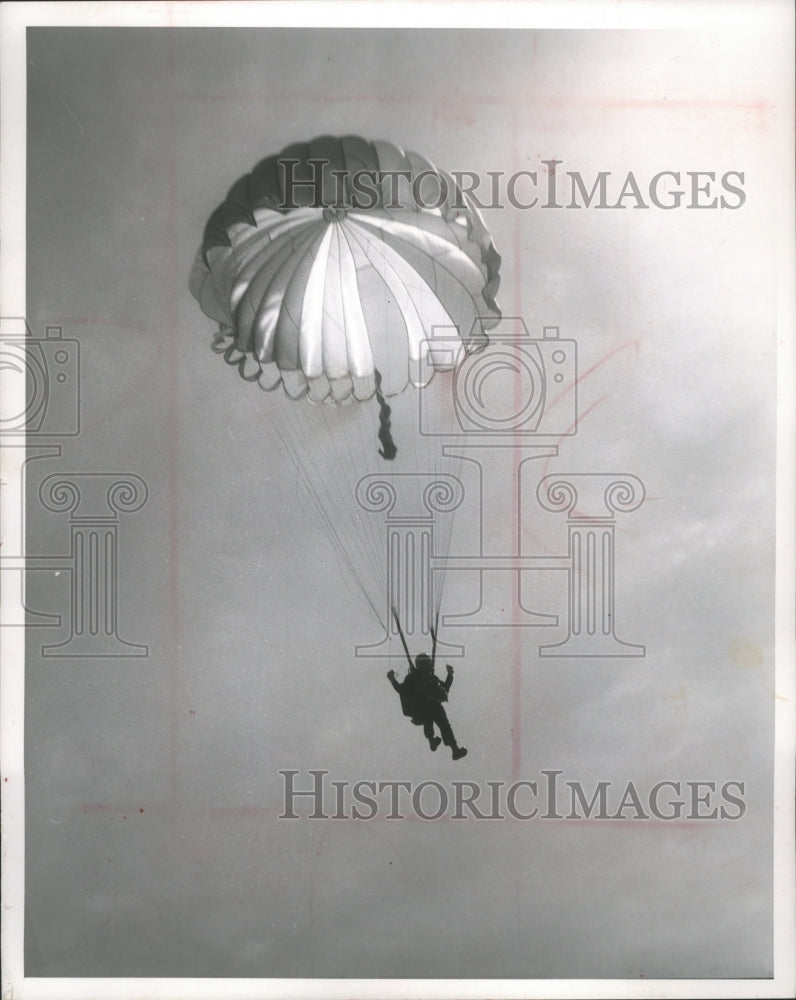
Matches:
[[329, 397, 392, 626], [431, 385, 446, 628], [219, 338, 387, 632], [317, 398, 386, 617], [443, 396, 468, 624], [347, 399, 387, 598], [284, 404, 387, 631], [374, 369, 397, 461], [428, 369, 462, 628], [280, 411, 388, 632]]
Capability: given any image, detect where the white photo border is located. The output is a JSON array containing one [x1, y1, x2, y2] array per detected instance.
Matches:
[[1, 3, 793, 998]]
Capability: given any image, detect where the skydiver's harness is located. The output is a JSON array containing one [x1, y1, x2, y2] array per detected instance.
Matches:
[[391, 609, 449, 717]]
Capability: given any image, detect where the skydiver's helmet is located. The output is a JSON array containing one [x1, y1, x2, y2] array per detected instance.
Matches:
[[415, 653, 433, 674]]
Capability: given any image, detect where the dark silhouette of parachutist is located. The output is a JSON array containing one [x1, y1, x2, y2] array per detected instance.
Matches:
[[387, 608, 467, 760], [374, 369, 397, 461]]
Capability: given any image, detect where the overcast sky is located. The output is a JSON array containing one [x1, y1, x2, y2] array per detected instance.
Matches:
[[23, 23, 784, 978]]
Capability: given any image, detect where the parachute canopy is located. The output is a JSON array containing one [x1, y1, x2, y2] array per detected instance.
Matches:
[[191, 137, 502, 634], [190, 135, 501, 403]]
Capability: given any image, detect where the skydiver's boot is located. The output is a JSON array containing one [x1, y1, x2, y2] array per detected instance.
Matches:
[[429, 736, 442, 751], [451, 744, 467, 760]]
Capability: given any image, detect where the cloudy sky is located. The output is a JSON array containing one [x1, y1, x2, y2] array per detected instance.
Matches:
[[22, 18, 786, 981]]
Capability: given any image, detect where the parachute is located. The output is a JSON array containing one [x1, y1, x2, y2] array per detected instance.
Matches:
[[190, 135, 501, 632]]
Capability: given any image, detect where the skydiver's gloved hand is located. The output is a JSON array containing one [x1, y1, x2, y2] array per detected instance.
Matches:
[[387, 669, 396, 681], [446, 664, 454, 678]]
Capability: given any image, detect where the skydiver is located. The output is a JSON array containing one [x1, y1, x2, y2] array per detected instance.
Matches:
[[387, 609, 467, 760]]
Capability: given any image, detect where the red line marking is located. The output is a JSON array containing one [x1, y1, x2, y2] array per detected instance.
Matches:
[[546, 337, 641, 422]]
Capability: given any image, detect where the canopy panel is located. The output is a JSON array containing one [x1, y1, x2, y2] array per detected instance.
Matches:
[[190, 135, 501, 402]]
